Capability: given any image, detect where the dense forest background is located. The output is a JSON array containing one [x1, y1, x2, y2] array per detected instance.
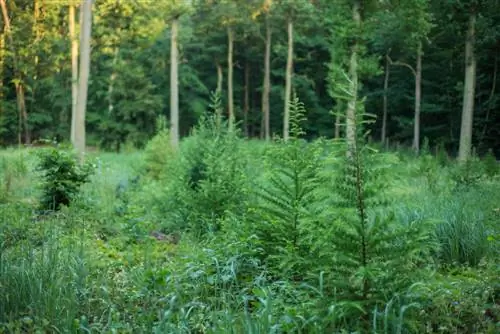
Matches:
[[0, 0, 499, 157]]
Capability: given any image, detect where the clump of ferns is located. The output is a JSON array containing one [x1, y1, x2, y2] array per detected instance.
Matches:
[[311, 73, 437, 330], [252, 92, 326, 281]]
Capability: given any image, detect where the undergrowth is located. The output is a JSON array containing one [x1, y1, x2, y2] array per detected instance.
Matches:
[[0, 93, 498, 332]]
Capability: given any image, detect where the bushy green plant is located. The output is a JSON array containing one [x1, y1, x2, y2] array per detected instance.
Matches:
[[482, 149, 499, 178], [450, 157, 485, 189], [142, 94, 250, 237], [314, 75, 436, 330], [36, 147, 94, 211], [0, 151, 28, 202], [143, 115, 176, 180], [251, 93, 325, 279]]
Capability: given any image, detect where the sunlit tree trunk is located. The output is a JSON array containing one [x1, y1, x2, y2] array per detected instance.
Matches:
[[458, 10, 477, 162], [69, 3, 78, 145], [283, 17, 293, 141], [227, 26, 234, 129], [262, 15, 271, 141], [346, 0, 361, 157], [170, 17, 179, 149], [74, 0, 93, 162]]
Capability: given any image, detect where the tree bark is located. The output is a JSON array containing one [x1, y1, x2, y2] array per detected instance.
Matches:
[[74, 0, 93, 162], [458, 10, 477, 162], [227, 26, 234, 129], [283, 17, 293, 141], [69, 4, 78, 145], [346, 0, 361, 157], [170, 17, 179, 149], [381, 53, 390, 144], [244, 60, 250, 137], [413, 41, 422, 154], [216, 61, 223, 94], [262, 15, 271, 141]]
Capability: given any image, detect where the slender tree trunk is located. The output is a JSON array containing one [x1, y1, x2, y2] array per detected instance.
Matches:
[[346, 0, 361, 156], [413, 42, 422, 154], [74, 0, 93, 162], [458, 10, 477, 162], [170, 17, 179, 149], [69, 4, 78, 145], [262, 15, 271, 141], [216, 61, 223, 94], [244, 60, 250, 137], [0, 0, 28, 145], [227, 26, 234, 129], [283, 17, 293, 141], [382, 53, 390, 144]]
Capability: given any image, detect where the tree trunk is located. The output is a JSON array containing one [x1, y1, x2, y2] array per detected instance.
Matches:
[[346, 0, 361, 156], [227, 26, 234, 129], [262, 15, 271, 141], [216, 61, 223, 94], [74, 0, 93, 162], [69, 4, 78, 145], [244, 60, 250, 137], [382, 53, 390, 144], [170, 17, 179, 149], [0, 0, 28, 145], [283, 17, 293, 141], [412, 41, 422, 154], [458, 10, 477, 162]]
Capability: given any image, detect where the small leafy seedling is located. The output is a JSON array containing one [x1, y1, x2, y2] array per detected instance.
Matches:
[[36, 147, 94, 211]]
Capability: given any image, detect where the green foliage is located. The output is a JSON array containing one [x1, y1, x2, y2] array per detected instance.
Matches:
[[177, 116, 249, 237], [36, 147, 94, 211], [483, 149, 499, 178], [143, 116, 175, 180], [252, 94, 324, 278], [0, 151, 28, 203]]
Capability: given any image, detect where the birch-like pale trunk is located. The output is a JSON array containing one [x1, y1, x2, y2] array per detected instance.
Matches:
[[346, 0, 361, 157], [74, 0, 93, 162], [458, 11, 477, 162], [216, 62, 223, 94], [283, 17, 293, 141], [262, 15, 271, 141], [227, 26, 234, 129], [413, 42, 422, 154], [69, 4, 78, 145]]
